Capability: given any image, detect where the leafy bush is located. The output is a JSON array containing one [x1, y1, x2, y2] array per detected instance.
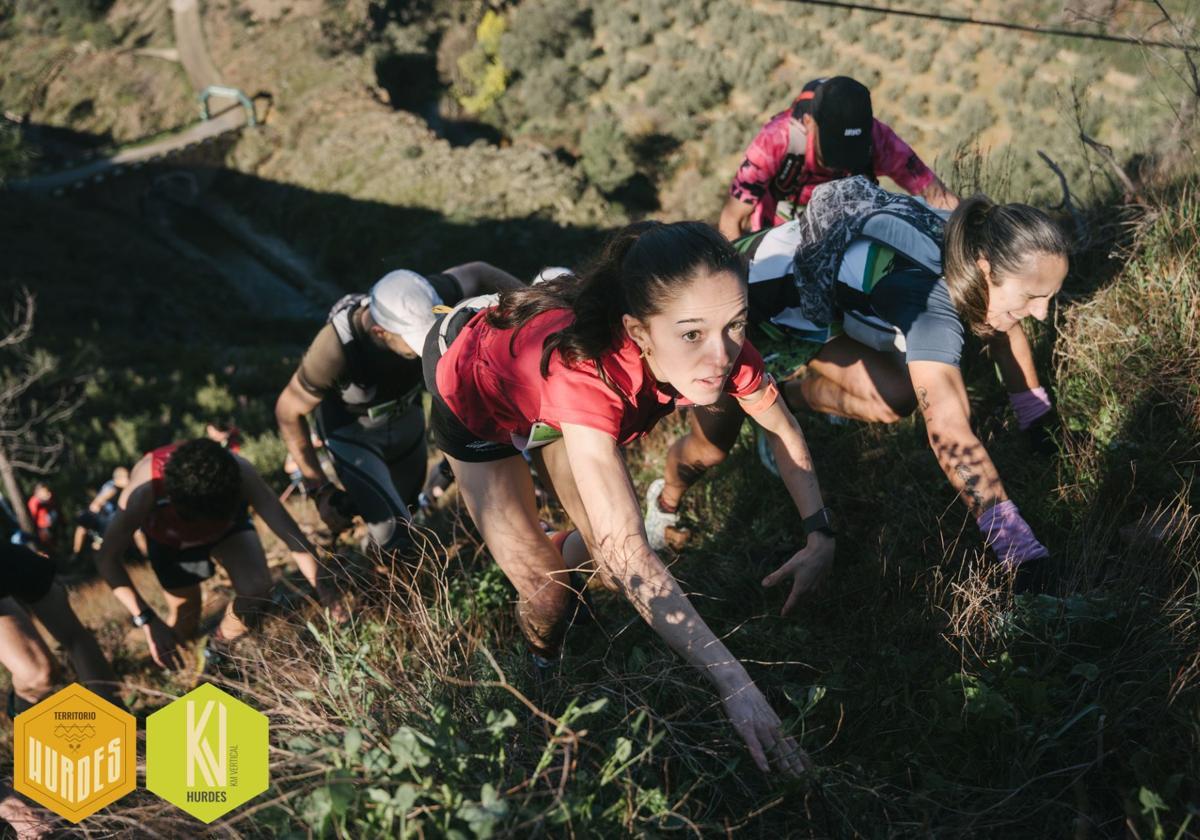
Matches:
[[907, 45, 936, 75], [453, 11, 508, 116], [579, 107, 636, 192], [646, 62, 729, 116], [959, 98, 997, 138], [936, 91, 961, 117], [497, 0, 592, 74], [0, 120, 34, 184], [611, 56, 649, 87]]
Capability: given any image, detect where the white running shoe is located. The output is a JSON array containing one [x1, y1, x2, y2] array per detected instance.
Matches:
[[644, 478, 680, 551]]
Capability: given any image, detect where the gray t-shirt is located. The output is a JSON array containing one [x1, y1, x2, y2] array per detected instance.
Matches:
[[867, 267, 964, 367]]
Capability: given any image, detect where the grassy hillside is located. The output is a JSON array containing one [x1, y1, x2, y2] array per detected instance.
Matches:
[[9, 183, 1191, 837], [0, 0, 1197, 836]]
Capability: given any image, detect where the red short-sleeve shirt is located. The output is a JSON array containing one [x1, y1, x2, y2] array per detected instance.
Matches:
[[436, 308, 765, 447]]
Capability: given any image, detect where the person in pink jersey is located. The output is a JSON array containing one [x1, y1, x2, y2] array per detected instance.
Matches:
[[424, 222, 836, 776], [719, 76, 958, 240]]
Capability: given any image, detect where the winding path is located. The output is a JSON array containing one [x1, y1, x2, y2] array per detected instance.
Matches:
[[8, 0, 248, 194]]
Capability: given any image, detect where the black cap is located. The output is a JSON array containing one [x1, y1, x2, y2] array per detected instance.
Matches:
[[811, 76, 873, 174]]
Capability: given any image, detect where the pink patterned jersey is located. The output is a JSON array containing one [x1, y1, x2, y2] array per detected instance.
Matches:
[[730, 110, 936, 231]]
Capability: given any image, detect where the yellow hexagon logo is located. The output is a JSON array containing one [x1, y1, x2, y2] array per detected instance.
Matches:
[[145, 683, 269, 823], [12, 683, 137, 823]]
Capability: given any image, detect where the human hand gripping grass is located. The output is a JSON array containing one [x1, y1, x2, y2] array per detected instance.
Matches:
[[736, 375, 836, 616], [719, 674, 813, 775], [762, 531, 835, 615]]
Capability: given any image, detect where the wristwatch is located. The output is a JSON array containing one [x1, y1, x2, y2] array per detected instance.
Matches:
[[801, 507, 837, 539], [131, 608, 156, 628]]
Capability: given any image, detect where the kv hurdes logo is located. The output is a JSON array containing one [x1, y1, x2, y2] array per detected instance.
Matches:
[[146, 683, 268, 822], [13, 684, 137, 823]]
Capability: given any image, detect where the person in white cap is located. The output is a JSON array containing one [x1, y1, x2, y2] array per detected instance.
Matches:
[[275, 262, 524, 551]]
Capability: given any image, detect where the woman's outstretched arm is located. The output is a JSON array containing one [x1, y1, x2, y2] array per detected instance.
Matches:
[[561, 422, 810, 776]]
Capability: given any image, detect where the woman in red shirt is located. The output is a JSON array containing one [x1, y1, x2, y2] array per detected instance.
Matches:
[[424, 221, 835, 776]]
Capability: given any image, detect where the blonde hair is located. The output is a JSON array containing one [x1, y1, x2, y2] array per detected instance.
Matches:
[[943, 194, 1070, 335]]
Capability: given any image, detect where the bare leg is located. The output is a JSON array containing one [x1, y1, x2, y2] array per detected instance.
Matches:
[[26, 583, 119, 706], [0, 598, 54, 707], [660, 394, 746, 511], [791, 335, 917, 423], [209, 530, 273, 642], [0, 779, 50, 840], [161, 584, 203, 639], [447, 453, 572, 657], [72, 526, 88, 555]]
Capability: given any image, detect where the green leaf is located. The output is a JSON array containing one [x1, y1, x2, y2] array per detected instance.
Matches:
[[394, 784, 417, 812], [301, 787, 333, 830], [344, 727, 363, 757], [1139, 787, 1168, 815], [573, 698, 608, 718], [288, 736, 318, 754], [457, 783, 509, 839], [390, 727, 434, 771], [1070, 663, 1101, 682], [484, 708, 517, 736]]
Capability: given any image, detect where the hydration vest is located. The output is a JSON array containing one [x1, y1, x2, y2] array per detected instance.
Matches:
[[745, 176, 949, 353], [325, 294, 423, 416], [142, 443, 239, 549], [769, 81, 820, 201]]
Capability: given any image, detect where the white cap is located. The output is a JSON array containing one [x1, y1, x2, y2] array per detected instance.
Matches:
[[368, 269, 443, 357], [533, 266, 572, 285]]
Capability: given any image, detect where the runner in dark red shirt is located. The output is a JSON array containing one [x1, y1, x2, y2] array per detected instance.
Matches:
[[424, 221, 835, 777], [26, 483, 58, 551], [94, 439, 345, 669]]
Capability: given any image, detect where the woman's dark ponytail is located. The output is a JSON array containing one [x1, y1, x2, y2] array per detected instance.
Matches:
[[487, 221, 743, 375]]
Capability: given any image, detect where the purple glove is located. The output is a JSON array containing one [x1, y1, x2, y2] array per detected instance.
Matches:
[[1009, 387, 1052, 431], [977, 500, 1049, 568]]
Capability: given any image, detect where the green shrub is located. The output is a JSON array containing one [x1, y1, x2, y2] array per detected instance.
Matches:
[[498, 0, 592, 73], [0, 120, 34, 184], [611, 57, 649, 87], [579, 107, 636, 192], [907, 45, 936, 75], [644, 59, 725, 115], [936, 91, 961, 117], [453, 10, 508, 116]]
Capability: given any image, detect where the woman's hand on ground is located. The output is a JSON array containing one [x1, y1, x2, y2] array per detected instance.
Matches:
[[317, 582, 351, 624], [720, 681, 812, 776], [761, 533, 835, 615], [144, 618, 183, 670]]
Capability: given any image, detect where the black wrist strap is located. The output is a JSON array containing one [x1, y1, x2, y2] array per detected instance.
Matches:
[[131, 608, 156, 628], [802, 507, 837, 537]]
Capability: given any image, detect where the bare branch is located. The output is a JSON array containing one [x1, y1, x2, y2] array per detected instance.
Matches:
[[1037, 150, 1087, 243], [1079, 133, 1144, 203], [0, 288, 35, 350]]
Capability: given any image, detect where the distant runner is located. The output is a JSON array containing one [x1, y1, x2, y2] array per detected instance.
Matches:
[[652, 178, 1068, 592], [205, 418, 243, 453], [25, 484, 58, 551], [71, 466, 147, 560], [719, 76, 958, 241], [94, 438, 345, 669], [275, 262, 523, 551]]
